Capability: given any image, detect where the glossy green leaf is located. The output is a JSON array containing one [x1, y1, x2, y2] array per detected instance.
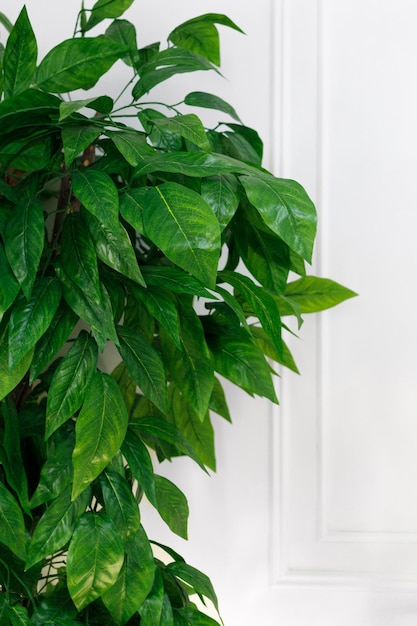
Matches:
[[108, 129, 153, 167], [8, 277, 61, 369], [167, 561, 218, 611], [100, 470, 140, 541], [140, 266, 212, 298], [72, 371, 128, 499], [0, 482, 26, 561], [55, 262, 118, 350], [0, 242, 20, 321], [154, 475, 189, 539], [0, 12, 13, 33], [7, 604, 31, 625], [1, 397, 29, 513], [26, 486, 90, 569], [105, 19, 138, 67], [184, 91, 241, 122], [175, 607, 221, 626], [4, 195, 44, 299], [218, 270, 282, 354], [278, 276, 358, 314], [169, 385, 215, 471], [67, 511, 124, 611], [209, 284, 250, 333], [139, 567, 164, 626], [224, 123, 264, 162], [208, 327, 278, 403], [59, 96, 113, 121], [0, 88, 60, 138], [201, 174, 239, 230], [141, 183, 220, 288], [84, 209, 145, 285], [102, 526, 155, 624], [30, 588, 78, 625], [160, 308, 214, 420], [131, 284, 181, 350], [71, 168, 119, 231], [85, 0, 135, 31], [30, 301, 77, 383], [111, 362, 136, 410], [46, 330, 98, 439], [149, 114, 211, 151], [3, 7, 37, 99], [36, 37, 127, 92], [0, 320, 33, 402], [139, 108, 183, 152], [209, 376, 231, 422], [122, 428, 157, 506], [251, 326, 299, 374], [132, 48, 217, 99], [240, 174, 317, 263], [117, 325, 168, 415], [133, 150, 252, 178], [61, 124, 101, 167], [119, 187, 145, 232]]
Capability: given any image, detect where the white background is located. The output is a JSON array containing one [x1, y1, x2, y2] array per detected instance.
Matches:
[[3, 1, 417, 624]]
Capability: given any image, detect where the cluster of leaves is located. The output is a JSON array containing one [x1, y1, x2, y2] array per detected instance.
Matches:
[[0, 1, 356, 624]]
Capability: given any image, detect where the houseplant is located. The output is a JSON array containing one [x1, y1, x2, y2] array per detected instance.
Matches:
[[0, 1, 356, 624]]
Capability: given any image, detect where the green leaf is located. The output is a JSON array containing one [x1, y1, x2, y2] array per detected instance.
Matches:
[[175, 607, 221, 626], [72, 371, 128, 499], [0, 89, 60, 139], [154, 475, 189, 540], [0, 320, 34, 403], [208, 327, 278, 403], [26, 486, 90, 570], [251, 326, 299, 374], [61, 212, 102, 307], [0, 12, 13, 33], [139, 567, 164, 626], [132, 48, 218, 100], [36, 37, 128, 92], [4, 196, 44, 299], [218, 270, 282, 355], [141, 183, 220, 288], [61, 124, 101, 167], [7, 605, 31, 626], [132, 150, 252, 178], [0, 242, 20, 322], [167, 561, 218, 611], [119, 187, 145, 232], [59, 96, 113, 120], [46, 330, 98, 439], [67, 511, 124, 611], [139, 108, 183, 152], [168, 385, 215, 471], [108, 129, 153, 167], [72, 168, 119, 231], [105, 19, 138, 67], [102, 526, 155, 624], [149, 114, 211, 151], [30, 301, 77, 383], [184, 91, 241, 122], [84, 209, 145, 286], [160, 308, 214, 421], [0, 482, 27, 561], [278, 276, 358, 314], [201, 174, 239, 231], [100, 470, 140, 541], [85, 0, 135, 31], [140, 266, 212, 298], [117, 325, 168, 415], [209, 376, 231, 421], [131, 284, 181, 350], [224, 123, 264, 163], [30, 588, 78, 625], [122, 429, 156, 506], [3, 7, 37, 99], [8, 277, 61, 369], [1, 397, 29, 513], [240, 175, 317, 263], [112, 361, 136, 410]]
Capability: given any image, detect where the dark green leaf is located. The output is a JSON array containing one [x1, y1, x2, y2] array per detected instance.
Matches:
[[30, 301, 78, 383], [0, 242, 20, 321], [3, 7, 37, 98], [251, 326, 299, 374], [59, 96, 113, 120], [85, 0, 135, 31], [46, 330, 98, 439], [26, 486, 90, 569], [119, 187, 146, 232], [160, 308, 214, 421], [201, 174, 239, 230], [71, 168, 119, 231], [111, 361, 136, 410], [279, 276, 358, 314], [139, 108, 183, 152], [141, 183, 220, 288], [0, 12, 13, 33], [84, 209, 145, 285], [102, 526, 155, 624], [0, 482, 26, 561], [154, 475, 189, 540], [36, 37, 128, 92], [0, 319, 34, 402], [131, 284, 181, 350], [184, 91, 241, 122], [67, 511, 124, 611], [209, 376, 231, 421], [7, 604, 31, 625], [8, 277, 61, 368], [108, 129, 153, 167], [139, 567, 164, 626], [167, 561, 218, 611], [72, 371, 128, 499], [1, 397, 29, 513], [4, 195, 44, 299], [105, 19, 138, 67], [61, 124, 101, 167], [122, 428, 156, 506], [100, 470, 140, 541], [0, 89, 60, 137], [30, 588, 78, 625], [175, 607, 221, 626], [168, 385, 215, 471], [140, 266, 212, 298], [240, 175, 317, 263], [117, 325, 168, 415], [225, 123, 264, 162], [149, 114, 211, 151]]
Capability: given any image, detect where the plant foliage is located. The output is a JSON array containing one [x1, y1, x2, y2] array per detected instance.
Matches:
[[0, 1, 356, 624]]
